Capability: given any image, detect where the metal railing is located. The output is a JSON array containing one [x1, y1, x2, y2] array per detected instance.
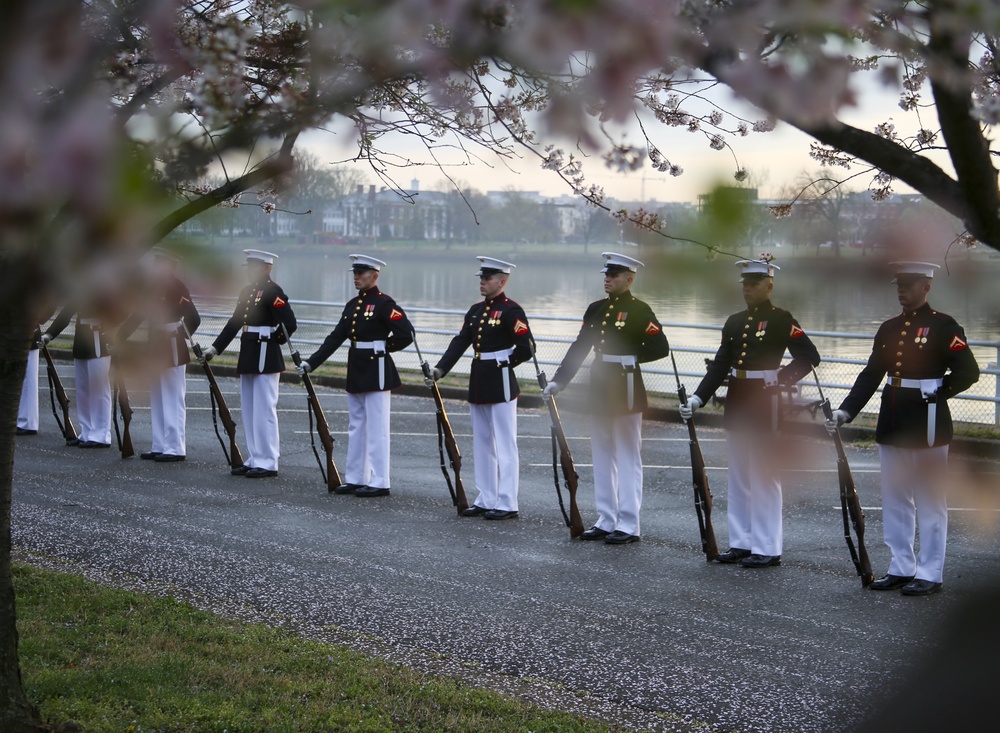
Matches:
[[180, 296, 1000, 427]]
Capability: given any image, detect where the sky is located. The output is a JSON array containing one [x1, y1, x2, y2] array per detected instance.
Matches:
[[295, 68, 946, 205]]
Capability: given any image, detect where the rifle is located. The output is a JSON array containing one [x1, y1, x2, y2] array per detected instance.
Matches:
[[111, 352, 135, 458], [280, 323, 343, 491], [40, 339, 78, 444], [412, 328, 469, 513], [529, 338, 584, 538], [670, 352, 720, 562], [813, 369, 874, 587], [182, 321, 245, 470]]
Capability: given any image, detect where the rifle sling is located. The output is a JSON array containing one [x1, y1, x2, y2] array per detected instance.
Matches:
[[550, 428, 571, 528], [206, 374, 232, 466], [45, 358, 67, 438], [305, 387, 328, 485], [435, 407, 459, 507]]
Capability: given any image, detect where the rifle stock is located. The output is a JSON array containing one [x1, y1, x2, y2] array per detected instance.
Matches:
[[672, 355, 719, 561], [283, 335, 343, 492], [546, 393, 585, 538], [189, 338, 245, 469], [820, 397, 875, 587], [412, 330, 469, 513], [40, 342, 78, 443], [530, 341, 583, 538], [112, 356, 135, 459]]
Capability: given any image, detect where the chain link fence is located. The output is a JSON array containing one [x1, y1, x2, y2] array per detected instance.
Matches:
[[165, 296, 999, 428]]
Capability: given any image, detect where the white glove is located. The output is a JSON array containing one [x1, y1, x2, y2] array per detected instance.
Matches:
[[200, 345, 217, 363], [679, 395, 702, 421], [40, 333, 52, 345], [542, 381, 561, 398], [825, 409, 849, 435], [424, 365, 442, 387], [296, 362, 311, 376]]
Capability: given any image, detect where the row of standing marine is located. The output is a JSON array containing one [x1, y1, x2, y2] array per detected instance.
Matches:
[[19, 249, 979, 594]]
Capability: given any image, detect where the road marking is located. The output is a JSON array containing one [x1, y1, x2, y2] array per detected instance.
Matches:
[[847, 506, 1000, 513], [528, 463, 883, 473]]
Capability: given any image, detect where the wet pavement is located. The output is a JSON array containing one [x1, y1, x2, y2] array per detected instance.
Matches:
[[12, 368, 1000, 732]]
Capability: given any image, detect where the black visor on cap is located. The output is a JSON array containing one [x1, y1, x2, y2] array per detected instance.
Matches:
[[479, 267, 503, 277], [894, 274, 927, 285], [604, 264, 631, 275], [352, 264, 376, 273], [740, 272, 770, 282]]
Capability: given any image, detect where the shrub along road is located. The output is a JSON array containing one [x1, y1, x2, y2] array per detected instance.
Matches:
[[12, 371, 1000, 732]]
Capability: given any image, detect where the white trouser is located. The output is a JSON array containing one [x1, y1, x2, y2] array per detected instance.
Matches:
[[74, 357, 112, 444], [879, 444, 949, 583], [345, 391, 391, 489], [240, 373, 281, 471], [17, 349, 39, 431], [150, 364, 187, 456], [726, 431, 783, 556], [591, 412, 644, 536], [469, 400, 519, 511]]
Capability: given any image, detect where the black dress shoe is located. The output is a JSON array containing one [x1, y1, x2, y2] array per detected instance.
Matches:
[[461, 505, 488, 517], [900, 579, 943, 596], [579, 526, 611, 541], [604, 530, 640, 544], [740, 554, 781, 568], [231, 465, 250, 476], [483, 509, 518, 520], [333, 483, 363, 495], [869, 574, 915, 591], [355, 486, 391, 497], [65, 438, 81, 446], [140, 451, 162, 460], [245, 468, 278, 478], [154, 454, 185, 463], [79, 441, 111, 449], [715, 548, 752, 564], [15, 427, 37, 436]]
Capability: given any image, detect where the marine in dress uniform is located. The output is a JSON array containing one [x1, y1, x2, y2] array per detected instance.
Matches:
[[680, 259, 820, 567], [117, 248, 201, 462], [826, 262, 979, 596], [16, 323, 45, 436], [297, 255, 413, 497], [201, 249, 297, 478], [43, 297, 124, 448], [544, 253, 670, 544], [428, 257, 532, 520]]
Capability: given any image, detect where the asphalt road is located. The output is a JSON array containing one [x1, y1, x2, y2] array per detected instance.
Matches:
[[12, 366, 1000, 732]]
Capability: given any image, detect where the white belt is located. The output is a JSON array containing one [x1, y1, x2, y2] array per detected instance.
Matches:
[[601, 354, 638, 409], [731, 368, 778, 385], [155, 321, 183, 332], [354, 340, 388, 389], [601, 354, 638, 367], [244, 325, 275, 337], [475, 348, 515, 402], [885, 377, 942, 396], [353, 340, 387, 353], [476, 348, 513, 363], [80, 318, 102, 358]]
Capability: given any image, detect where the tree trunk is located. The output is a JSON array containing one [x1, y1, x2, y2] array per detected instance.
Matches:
[[0, 248, 45, 731]]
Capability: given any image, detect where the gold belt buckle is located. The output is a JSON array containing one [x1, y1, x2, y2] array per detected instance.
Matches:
[[474, 352, 481, 360], [888, 377, 901, 387], [734, 369, 747, 379]]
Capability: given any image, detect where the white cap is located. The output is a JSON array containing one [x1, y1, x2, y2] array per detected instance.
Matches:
[[476, 256, 516, 276], [349, 254, 386, 272], [736, 259, 780, 281], [149, 246, 181, 263], [890, 261, 939, 281], [601, 252, 644, 273], [243, 249, 278, 265]]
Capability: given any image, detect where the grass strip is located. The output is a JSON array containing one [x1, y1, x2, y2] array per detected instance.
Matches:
[[15, 564, 618, 733]]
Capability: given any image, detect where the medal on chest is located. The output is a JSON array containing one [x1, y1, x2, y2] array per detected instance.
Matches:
[[254, 290, 263, 305], [915, 327, 929, 347], [756, 321, 768, 338], [614, 312, 628, 329], [364, 304, 375, 319], [488, 309, 502, 326]]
